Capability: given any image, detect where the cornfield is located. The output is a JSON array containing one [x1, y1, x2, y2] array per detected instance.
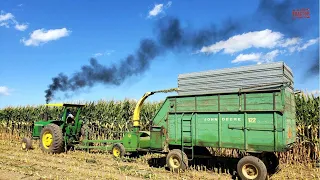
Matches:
[[0, 91, 319, 164]]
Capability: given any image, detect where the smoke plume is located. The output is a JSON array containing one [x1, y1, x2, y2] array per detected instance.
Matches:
[[305, 52, 319, 78], [45, 39, 161, 103], [309, 60, 319, 77], [45, 0, 319, 102], [45, 17, 241, 103]]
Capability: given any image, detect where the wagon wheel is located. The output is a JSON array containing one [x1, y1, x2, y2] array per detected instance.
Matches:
[[166, 149, 188, 172], [237, 156, 267, 180], [112, 143, 125, 158], [21, 137, 32, 150]]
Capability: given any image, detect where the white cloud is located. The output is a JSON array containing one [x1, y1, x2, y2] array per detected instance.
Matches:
[[232, 53, 261, 63], [200, 29, 284, 54], [0, 11, 28, 31], [15, 23, 28, 31], [200, 29, 319, 56], [18, 4, 23, 7], [0, 12, 14, 22], [21, 28, 71, 46], [232, 50, 282, 64], [0, 22, 9, 28], [288, 38, 319, 53], [297, 38, 319, 51], [264, 50, 280, 62], [149, 4, 164, 17], [93, 50, 115, 57], [147, 1, 172, 18], [198, 29, 319, 65], [93, 53, 103, 57], [0, 86, 10, 96], [280, 37, 301, 47]]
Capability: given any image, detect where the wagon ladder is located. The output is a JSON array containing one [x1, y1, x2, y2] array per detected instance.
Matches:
[[180, 112, 194, 161]]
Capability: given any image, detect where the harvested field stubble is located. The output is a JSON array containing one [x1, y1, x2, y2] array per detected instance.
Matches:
[[0, 137, 319, 180]]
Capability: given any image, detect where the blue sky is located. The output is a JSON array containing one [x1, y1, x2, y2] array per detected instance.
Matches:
[[0, 0, 319, 108]]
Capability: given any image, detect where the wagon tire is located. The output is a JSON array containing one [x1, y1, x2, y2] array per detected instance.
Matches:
[[21, 137, 32, 150], [112, 143, 125, 158], [237, 156, 267, 180], [166, 149, 188, 173], [39, 124, 64, 154]]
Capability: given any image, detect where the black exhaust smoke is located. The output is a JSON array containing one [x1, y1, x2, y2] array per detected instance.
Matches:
[[45, 39, 160, 103], [45, 17, 240, 103], [304, 52, 319, 79], [45, 0, 319, 102]]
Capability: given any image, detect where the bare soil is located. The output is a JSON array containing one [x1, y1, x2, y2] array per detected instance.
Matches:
[[0, 138, 319, 180]]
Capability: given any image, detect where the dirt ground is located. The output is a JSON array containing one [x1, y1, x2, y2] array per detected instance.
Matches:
[[0, 139, 319, 180]]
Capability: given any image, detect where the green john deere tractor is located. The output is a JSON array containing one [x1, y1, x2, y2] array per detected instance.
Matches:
[[21, 89, 175, 155], [21, 103, 87, 153]]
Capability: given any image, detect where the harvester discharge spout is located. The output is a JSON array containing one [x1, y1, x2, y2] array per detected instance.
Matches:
[[132, 88, 178, 130]]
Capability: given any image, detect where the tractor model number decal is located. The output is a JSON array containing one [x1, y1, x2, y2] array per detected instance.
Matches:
[[248, 118, 256, 123]]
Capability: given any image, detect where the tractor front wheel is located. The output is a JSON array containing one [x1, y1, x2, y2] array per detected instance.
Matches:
[[21, 137, 32, 150], [166, 149, 188, 172], [112, 143, 125, 158], [40, 124, 64, 153]]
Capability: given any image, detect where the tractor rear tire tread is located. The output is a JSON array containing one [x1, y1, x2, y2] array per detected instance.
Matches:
[[40, 124, 64, 154]]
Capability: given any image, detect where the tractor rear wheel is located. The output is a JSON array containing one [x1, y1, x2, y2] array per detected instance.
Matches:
[[166, 149, 188, 172], [237, 155, 267, 180], [112, 143, 125, 158], [40, 124, 64, 153], [21, 137, 32, 150]]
